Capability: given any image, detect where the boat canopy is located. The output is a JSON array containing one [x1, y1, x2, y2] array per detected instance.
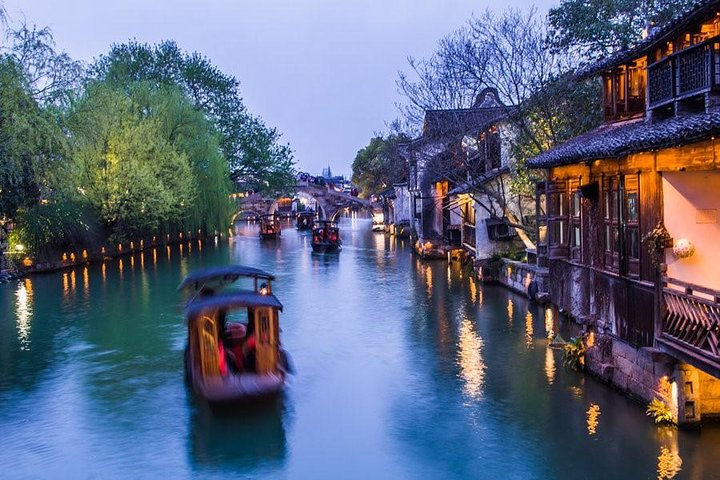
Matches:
[[178, 265, 275, 293], [185, 290, 283, 318]]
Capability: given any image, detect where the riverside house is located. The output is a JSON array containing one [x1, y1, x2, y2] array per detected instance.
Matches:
[[405, 88, 532, 261], [528, 0, 720, 425]]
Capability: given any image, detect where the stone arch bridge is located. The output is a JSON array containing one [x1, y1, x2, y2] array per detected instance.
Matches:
[[231, 185, 377, 224]]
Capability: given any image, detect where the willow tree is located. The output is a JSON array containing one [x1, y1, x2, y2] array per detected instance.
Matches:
[[132, 83, 233, 233], [66, 83, 197, 241], [92, 41, 295, 194]]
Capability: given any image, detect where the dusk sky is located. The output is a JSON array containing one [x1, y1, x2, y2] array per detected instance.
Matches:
[[5, 0, 558, 178]]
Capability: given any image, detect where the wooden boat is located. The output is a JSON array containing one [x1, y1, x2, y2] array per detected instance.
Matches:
[[311, 220, 342, 253], [259, 214, 281, 239], [296, 211, 315, 231], [179, 265, 291, 403]]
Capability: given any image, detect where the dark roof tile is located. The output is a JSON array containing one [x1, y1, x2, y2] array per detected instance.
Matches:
[[527, 112, 720, 168]]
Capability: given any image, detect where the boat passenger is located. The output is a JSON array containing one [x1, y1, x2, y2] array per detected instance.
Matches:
[[241, 314, 257, 373]]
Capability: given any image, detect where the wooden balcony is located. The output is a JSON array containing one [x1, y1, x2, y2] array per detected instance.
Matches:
[[657, 277, 720, 377], [648, 36, 720, 109]]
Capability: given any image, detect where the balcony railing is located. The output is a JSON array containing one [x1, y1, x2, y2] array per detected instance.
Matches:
[[648, 36, 720, 108], [660, 277, 720, 367]]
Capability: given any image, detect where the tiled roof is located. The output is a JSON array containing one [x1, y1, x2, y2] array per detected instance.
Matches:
[[422, 107, 508, 138], [576, 0, 719, 79], [449, 166, 510, 195], [527, 112, 720, 168]]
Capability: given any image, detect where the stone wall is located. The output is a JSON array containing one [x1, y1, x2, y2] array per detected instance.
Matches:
[[486, 258, 548, 300], [583, 331, 720, 425]]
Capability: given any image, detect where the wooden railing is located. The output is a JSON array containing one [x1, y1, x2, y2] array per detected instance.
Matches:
[[661, 277, 720, 363], [648, 36, 720, 108]]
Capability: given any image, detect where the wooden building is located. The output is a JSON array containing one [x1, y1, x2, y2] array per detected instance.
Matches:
[[529, 0, 720, 424], [405, 88, 531, 260]]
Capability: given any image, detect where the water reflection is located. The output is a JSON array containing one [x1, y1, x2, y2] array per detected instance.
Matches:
[[586, 403, 600, 435], [544, 307, 555, 339], [425, 263, 433, 295], [545, 348, 556, 385], [15, 279, 33, 350], [83, 267, 89, 293], [468, 276, 477, 304], [188, 399, 287, 473], [507, 299, 514, 324], [457, 318, 485, 400], [524, 311, 534, 349], [657, 445, 682, 479]]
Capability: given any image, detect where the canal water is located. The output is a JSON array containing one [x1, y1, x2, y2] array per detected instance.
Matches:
[[2, 217, 720, 479]]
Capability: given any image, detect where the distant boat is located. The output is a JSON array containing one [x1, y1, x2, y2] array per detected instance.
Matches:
[[296, 211, 315, 231], [259, 214, 281, 239], [179, 265, 292, 403], [311, 220, 342, 253]]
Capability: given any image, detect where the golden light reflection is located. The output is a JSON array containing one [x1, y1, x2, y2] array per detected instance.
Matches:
[[166, 245, 171, 260], [570, 386, 583, 398], [140, 252, 145, 270], [457, 318, 485, 400], [657, 446, 682, 479], [198, 239, 203, 251], [62, 272, 69, 295], [118, 259, 124, 279], [188, 241, 192, 253], [525, 311, 534, 348], [153, 248, 158, 267], [83, 267, 89, 295], [544, 307, 555, 339], [507, 299, 514, 324], [70, 270, 76, 292], [179, 244, 184, 256], [545, 347, 556, 384], [130, 255, 135, 269], [477, 289, 483, 306], [425, 265, 433, 295], [468, 276, 477, 304], [15, 278, 33, 350], [586, 404, 601, 435], [102, 262, 107, 282]]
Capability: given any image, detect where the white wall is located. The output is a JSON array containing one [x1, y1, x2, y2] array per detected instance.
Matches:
[[663, 171, 720, 291], [393, 185, 411, 224]]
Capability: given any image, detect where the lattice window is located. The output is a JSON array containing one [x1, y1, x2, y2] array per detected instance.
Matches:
[[678, 43, 709, 94], [649, 59, 673, 105]]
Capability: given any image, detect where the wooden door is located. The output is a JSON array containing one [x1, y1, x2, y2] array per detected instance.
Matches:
[[198, 315, 220, 379], [254, 307, 279, 373]]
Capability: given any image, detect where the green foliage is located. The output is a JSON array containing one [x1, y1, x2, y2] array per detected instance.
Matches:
[[66, 82, 198, 240], [352, 134, 409, 197], [10, 200, 99, 257], [646, 398, 676, 425], [548, 0, 697, 60], [562, 336, 586, 371], [92, 41, 295, 194], [642, 221, 672, 268], [0, 58, 66, 221], [509, 76, 603, 196], [3, 21, 85, 106]]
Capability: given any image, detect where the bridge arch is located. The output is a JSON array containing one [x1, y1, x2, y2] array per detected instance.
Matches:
[[329, 205, 375, 222], [230, 208, 263, 224]]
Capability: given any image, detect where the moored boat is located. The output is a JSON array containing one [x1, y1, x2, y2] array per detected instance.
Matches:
[[179, 265, 292, 403], [311, 220, 341, 253]]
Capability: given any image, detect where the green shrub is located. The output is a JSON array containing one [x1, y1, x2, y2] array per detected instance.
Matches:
[[562, 336, 585, 371], [646, 398, 676, 425]]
